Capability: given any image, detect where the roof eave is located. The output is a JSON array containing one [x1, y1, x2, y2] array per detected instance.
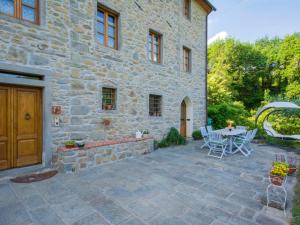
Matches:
[[197, 0, 216, 14]]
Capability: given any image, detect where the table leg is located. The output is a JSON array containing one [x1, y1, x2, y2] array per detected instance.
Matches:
[[229, 137, 233, 154]]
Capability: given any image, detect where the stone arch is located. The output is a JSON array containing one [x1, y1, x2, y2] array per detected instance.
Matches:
[[180, 96, 193, 137]]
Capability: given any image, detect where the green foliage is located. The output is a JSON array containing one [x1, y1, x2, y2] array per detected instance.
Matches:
[[192, 130, 202, 140], [286, 82, 300, 99], [208, 33, 300, 109], [158, 127, 186, 148], [208, 102, 253, 129], [208, 33, 300, 142], [64, 140, 75, 146]]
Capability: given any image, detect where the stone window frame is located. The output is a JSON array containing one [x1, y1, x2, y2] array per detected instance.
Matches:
[[148, 29, 163, 65], [96, 3, 119, 50], [149, 94, 163, 117], [183, 0, 191, 20], [0, 0, 46, 27], [102, 87, 117, 111], [183, 46, 192, 73], [99, 81, 119, 113]]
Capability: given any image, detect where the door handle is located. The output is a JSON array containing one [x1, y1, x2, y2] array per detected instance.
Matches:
[[24, 113, 31, 120], [186, 119, 190, 121]]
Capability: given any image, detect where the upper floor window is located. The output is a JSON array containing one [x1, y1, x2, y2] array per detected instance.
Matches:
[[0, 0, 39, 24], [148, 31, 162, 64], [183, 0, 191, 19], [102, 87, 116, 110], [183, 46, 191, 72], [97, 4, 118, 49], [149, 95, 162, 117]]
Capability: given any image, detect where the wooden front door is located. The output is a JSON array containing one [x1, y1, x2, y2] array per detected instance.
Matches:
[[0, 85, 42, 170], [180, 100, 187, 137]]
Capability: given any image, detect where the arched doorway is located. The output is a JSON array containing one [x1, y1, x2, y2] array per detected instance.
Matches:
[[180, 97, 193, 137]]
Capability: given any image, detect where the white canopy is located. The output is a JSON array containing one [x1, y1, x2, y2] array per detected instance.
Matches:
[[256, 101, 300, 140], [263, 121, 300, 140], [256, 101, 300, 121]]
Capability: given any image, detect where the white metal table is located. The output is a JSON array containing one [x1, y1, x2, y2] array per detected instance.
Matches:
[[214, 128, 247, 154]]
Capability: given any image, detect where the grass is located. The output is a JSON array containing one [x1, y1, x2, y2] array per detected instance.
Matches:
[[292, 165, 300, 225]]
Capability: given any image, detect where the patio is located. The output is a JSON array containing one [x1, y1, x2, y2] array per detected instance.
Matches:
[[0, 141, 297, 225]]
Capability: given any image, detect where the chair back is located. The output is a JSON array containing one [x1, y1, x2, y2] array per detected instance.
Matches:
[[244, 131, 253, 142], [250, 128, 258, 141], [208, 132, 223, 142], [200, 127, 208, 138], [206, 126, 213, 133], [236, 126, 246, 130]]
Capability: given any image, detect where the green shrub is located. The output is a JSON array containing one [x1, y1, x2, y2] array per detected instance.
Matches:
[[158, 127, 186, 148], [192, 130, 202, 140], [208, 101, 253, 129]]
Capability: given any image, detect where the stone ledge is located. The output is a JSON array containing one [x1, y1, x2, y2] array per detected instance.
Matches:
[[55, 137, 154, 173], [57, 137, 152, 152]]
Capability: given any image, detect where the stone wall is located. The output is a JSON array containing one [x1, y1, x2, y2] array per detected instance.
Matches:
[[0, 0, 208, 159], [55, 138, 154, 173]]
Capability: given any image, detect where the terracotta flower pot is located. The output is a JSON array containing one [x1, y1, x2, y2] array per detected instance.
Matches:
[[65, 144, 75, 149], [102, 119, 111, 127], [288, 166, 297, 175], [270, 175, 284, 186]]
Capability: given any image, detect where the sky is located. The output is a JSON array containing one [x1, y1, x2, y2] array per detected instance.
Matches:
[[208, 0, 300, 43]]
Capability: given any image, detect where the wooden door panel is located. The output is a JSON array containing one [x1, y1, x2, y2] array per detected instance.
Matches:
[[0, 86, 11, 169], [180, 101, 187, 137], [17, 91, 37, 135], [14, 87, 42, 167]]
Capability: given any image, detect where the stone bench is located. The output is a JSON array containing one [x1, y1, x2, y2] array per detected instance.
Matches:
[[55, 137, 154, 173]]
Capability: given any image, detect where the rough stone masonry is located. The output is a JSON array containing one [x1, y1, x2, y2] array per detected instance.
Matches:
[[0, 0, 209, 168]]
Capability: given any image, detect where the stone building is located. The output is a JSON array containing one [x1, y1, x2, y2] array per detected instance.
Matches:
[[0, 0, 215, 173]]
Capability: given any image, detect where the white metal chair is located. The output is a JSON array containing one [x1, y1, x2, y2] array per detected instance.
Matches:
[[247, 128, 258, 153], [200, 127, 210, 149], [233, 128, 258, 156], [232, 131, 253, 156], [236, 126, 246, 130], [207, 132, 228, 159], [206, 125, 213, 133]]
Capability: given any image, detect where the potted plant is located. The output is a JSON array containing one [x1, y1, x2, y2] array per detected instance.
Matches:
[[102, 118, 111, 127], [270, 162, 288, 186], [288, 157, 297, 175], [64, 140, 76, 149], [143, 129, 150, 138], [227, 120, 234, 131], [106, 104, 113, 110]]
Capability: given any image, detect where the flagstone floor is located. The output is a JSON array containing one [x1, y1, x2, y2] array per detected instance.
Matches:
[[0, 141, 297, 225]]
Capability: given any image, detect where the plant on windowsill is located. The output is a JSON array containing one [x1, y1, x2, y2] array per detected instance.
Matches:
[[270, 162, 288, 186], [105, 104, 113, 110], [102, 118, 112, 127], [64, 140, 76, 149]]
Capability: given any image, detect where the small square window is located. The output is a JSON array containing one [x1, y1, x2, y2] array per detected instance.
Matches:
[[183, 46, 191, 73], [149, 95, 162, 117], [102, 88, 116, 110]]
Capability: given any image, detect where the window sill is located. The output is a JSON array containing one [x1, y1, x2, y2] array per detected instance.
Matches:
[[0, 13, 42, 28], [182, 70, 192, 75], [99, 109, 119, 114]]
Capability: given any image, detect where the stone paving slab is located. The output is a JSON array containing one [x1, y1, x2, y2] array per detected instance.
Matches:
[[0, 141, 297, 225]]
